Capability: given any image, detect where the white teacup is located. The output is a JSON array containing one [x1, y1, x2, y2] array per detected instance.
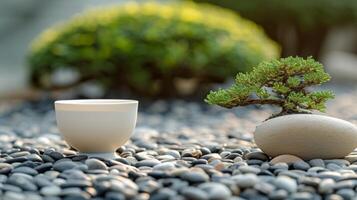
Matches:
[[55, 99, 138, 159]]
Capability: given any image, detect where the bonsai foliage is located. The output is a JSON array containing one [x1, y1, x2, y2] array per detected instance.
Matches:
[[28, 1, 279, 97], [206, 57, 334, 117]]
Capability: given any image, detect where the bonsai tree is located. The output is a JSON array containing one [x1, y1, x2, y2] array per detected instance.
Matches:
[[205, 57, 335, 118], [28, 1, 279, 98]]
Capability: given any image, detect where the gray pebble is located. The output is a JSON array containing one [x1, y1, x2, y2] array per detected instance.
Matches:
[[53, 161, 77, 172], [12, 166, 38, 176], [268, 189, 288, 200], [181, 187, 208, 200], [239, 165, 261, 174], [244, 151, 269, 161], [318, 178, 335, 194], [40, 185, 62, 196], [336, 188, 355, 199], [4, 191, 26, 200], [135, 159, 161, 167], [254, 182, 275, 195], [180, 171, 209, 183], [199, 182, 231, 200], [165, 150, 181, 159], [153, 162, 176, 171], [326, 163, 342, 171], [85, 158, 108, 170], [309, 159, 325, 168], [293, 161, 310, 171], [290, 192, 313, 200], [274, 176, 297, 193], [232, 174, 258, 188]]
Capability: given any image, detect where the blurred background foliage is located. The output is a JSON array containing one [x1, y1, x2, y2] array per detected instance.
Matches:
[[28, 1, 278, 98], [194, 0, 357, 59], [0, 0, 356, 100]]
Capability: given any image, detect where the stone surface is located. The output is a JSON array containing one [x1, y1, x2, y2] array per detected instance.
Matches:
[[0, 94, 356, 199], [255, 114, 357, 160]]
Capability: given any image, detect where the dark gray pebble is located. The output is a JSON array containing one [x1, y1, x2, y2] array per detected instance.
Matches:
[[245, 151, 269, 161], [12, 166, 38, 176], [35, 163, 53, 173], [53, 161, 77, 172], [71, 154, 88, 161], [5, 157, 28, 164], [293, 161, 310, 171]]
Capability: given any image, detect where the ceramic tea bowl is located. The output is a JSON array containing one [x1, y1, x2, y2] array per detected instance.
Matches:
[[55, 99, 138, 159]]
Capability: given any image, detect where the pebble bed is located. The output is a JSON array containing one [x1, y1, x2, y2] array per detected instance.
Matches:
[[0, 85, 357, 200]]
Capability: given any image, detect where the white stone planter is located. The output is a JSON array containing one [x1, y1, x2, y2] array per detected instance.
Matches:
[[55, 99, 138, 159], [254, 114, 357, 160]]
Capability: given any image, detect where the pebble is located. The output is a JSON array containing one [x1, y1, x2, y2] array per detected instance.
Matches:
[[270, 155, 303, 164], [199, 182, 232, 200], [336, 188, 355, 199], [135, 159, 161, 167], [180, 171, 209, 183], [244, 151, 269, 161], [35, 163, 53, 173], [309, 159, 325, 168], [274, 176, 297, 193], [232, 174, 258, 188], [153, 162, 176, 171], [12, 166, 38, 176], [0, 163, 13, 174], [53, 161, 77, 172], [40, 185, 61, 196], [293, 161, 311, 171], [85, 159, 108, 170], [238, 165, 261, 174], [318, 178, 335, 194], [181, 187, 208, 200]]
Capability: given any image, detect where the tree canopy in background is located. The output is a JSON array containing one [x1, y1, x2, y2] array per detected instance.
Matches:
[[28, 1, 279, 98]]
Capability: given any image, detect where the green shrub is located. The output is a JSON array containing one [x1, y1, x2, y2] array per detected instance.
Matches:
[[195, 0, 357, 58], [206, 57, 334, 118], [28, 1, 279, 97]]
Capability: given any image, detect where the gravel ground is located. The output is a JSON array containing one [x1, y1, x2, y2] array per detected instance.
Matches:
[[0, 84, 357, 200]]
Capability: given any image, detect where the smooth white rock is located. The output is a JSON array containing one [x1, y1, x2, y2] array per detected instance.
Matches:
[[254, 114, 357, 160]]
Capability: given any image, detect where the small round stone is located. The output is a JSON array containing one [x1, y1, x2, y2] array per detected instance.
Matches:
[[153, 162, 176, 171], [0, 163, 13, 174], [293, 161, 310, 171], [274, 176, 297, 193], [53, 161, 77, 172], [85, 159, 108, 170], [308, 159, 325, 168], [270, 154, 303, 164], [48, 151, 64, 160], [180, 171, 209, 183], [199, 182, 232, 200], [238, 166, 261, 174], [135, 159, 161, 167], [40, 185, 62, 196], [181, 187, 208, 200], [12, 166, 38, 176], [35, 163, 53, 173], [244, 151, 269, 161], [232, 174, 258, 188]]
